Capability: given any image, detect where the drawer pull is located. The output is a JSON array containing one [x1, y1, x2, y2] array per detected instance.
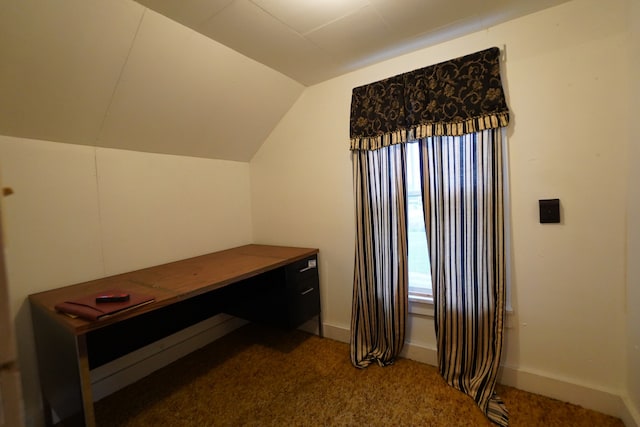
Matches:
[[301, 287, 314, 295], [299, 259, 317, 273]]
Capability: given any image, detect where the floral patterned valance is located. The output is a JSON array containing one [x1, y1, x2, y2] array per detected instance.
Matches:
[[350, 47, 510, 151]]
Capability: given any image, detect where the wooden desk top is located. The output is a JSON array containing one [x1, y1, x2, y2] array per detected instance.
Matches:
[[29, 244, 319, 335]]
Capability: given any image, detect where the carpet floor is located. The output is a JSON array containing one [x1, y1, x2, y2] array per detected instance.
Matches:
[[93, 323, 624, 426]]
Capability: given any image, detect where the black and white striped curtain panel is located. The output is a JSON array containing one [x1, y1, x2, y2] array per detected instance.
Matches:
[[419, 130, 508, 426], [350, 144, 408, 368], [349, 47, 510, 426]]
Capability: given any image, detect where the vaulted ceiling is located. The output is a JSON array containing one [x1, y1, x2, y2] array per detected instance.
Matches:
[[136, 0, 571, 86], [0, 0, 570, 161]]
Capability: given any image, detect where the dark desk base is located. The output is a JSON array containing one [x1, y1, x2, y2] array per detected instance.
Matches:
[[31, 252, 321, 427]]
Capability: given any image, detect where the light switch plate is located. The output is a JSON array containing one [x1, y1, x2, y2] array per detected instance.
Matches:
[[539, 199, 560, 223]]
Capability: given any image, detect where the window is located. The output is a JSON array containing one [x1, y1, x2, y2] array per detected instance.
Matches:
[[405, 132, 512, 312], [406, 142, 433, 303]]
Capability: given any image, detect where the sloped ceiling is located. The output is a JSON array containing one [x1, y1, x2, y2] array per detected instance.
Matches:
[[0, 0, 571, 161], [137, 0, 572, 86], [0, 0, 304, 161]]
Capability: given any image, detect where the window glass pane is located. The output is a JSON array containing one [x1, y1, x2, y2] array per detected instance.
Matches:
[[406, 143, 432, 296]]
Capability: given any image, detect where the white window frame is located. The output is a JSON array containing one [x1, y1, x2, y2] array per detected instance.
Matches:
[[406, 142, 433, 309]]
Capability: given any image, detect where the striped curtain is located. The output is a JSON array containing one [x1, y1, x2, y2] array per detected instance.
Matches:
[[419, 129, 508, 426], [349, 47, 510, 425], [350, 144, 408, 367]]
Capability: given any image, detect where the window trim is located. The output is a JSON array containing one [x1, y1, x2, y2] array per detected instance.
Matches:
[[408, 294, 434, 317], [408, 294, 514, 322], [406, 141, 432, 300]]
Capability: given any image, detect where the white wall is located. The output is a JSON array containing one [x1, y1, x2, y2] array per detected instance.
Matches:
[[251, 0, 634, 421], [626, 0, 640, 421], [0, 135, 253, 426]]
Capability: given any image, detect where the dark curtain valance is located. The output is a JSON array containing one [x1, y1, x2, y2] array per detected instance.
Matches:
[[350, 47, 510, 151]]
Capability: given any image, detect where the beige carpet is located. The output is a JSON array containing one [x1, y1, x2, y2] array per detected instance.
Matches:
[[93, 324, 623, 426]]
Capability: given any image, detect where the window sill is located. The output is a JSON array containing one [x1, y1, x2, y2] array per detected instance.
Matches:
[[409, 294, 515, 327], [408, 294, 434, 317]]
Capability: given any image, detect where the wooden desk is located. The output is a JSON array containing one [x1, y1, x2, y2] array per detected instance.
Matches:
[[29, 244, 320, 427]]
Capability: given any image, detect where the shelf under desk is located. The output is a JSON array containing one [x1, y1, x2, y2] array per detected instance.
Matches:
[[29, 244, 321, 427]]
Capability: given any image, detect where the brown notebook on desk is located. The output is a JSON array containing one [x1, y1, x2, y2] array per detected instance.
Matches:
[[54, 289, 155, 321]]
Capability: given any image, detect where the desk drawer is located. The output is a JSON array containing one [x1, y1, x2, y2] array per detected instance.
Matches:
[[285, 255, 320, 328], [223, 254, 321, 330], [285, 256, 318, 287], [287, 276, 320, 328]]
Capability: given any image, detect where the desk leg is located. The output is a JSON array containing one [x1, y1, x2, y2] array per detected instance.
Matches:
[[42, 398, 53, 427], [31, 306, 96, 427], [77, 335, 96, 427], [318, 313, 324, 338]]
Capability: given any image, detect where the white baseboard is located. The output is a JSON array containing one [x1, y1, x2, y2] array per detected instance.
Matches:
[[323, 323, 638, 426], [621, 395, 640, 427], [498, 365, 635, 426], [400, 341, 438, 366], [403, 341, 638, 427], [91, 314, 248, 401], [321, 322, 350, 343]]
